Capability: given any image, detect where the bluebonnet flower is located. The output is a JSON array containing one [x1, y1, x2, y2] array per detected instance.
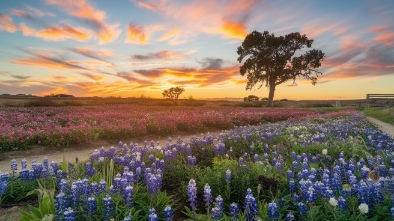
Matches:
[[293, 194, 300, 203], [188, 179, 198, 210], [84, 162, 97, 177], [298, 202, 307, 216], [267, 201, 279, 219], [187, 156, 196, 166], [164, 205, 173, 221], [212, 207, 221, 220], [103, 196, 115, 220], [244, 189, 259, 221], [10, 159, 17, 175], [287, 169, 293, 181], [378, 164, 387, 177], [19, 169, 29, 182], [63, 207, 76, 221], [98, 180, 106, 194], [285, 212, 294, 221], [124, 185, 134, 208], [229, 203, 240, 219], [148, 208, 159, 221], [373, 182, 384, 205], [390, 207, 394, 218], [254, 154, 260, 163], [340, 188, 351, 198], [289, 179, 296, 194], [307, 187, 317, 203], [338, 196, 346, 212], [226, 169, 231, 183], [87, 197, 96, 217], [43, 158, 48, 169], [55, 192, 68, 218], [203, 184, 212, 208], [21, 158, 27, 170], [214, 195, 224, 212]]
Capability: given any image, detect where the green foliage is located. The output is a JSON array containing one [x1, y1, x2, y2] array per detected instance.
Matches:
[[19, 184, 55, 221], [162, 86, 185, 104], [237, 30, 325, 106], [363, 107, 394, 125]]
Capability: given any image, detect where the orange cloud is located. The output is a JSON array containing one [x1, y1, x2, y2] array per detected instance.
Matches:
[[0, 13, 18, 32], [80, 73, 106, 82], [159, 28, 180, 41], [18, 22, 90, 41], [126, 24, 148, 44], [45, 0, 121, 43], [221, 20, 247, 39], [367, 25, 391, 33], [132, 0, 256, 41], [132, 0, 165, 12], [375, 32, 394, 46], [37, 24, 90, 41]]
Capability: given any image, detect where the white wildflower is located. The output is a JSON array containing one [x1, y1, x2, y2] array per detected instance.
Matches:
[[322, 149, 327, 155], [329, 197, 338, 207], [358, 203, 368, 214]]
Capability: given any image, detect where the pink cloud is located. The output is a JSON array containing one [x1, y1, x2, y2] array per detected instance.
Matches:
[[125, 24, 148, 44], [375, 32, 394, 46], [18, 22, 91, 42], [0, 13, 18, 32], [45, 0, 121, 43]]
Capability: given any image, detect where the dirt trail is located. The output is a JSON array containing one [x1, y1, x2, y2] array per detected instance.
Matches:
[[367, 117, 394, 137]]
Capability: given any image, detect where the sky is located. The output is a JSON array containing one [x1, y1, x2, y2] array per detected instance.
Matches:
[[0, 0, 393, 100]]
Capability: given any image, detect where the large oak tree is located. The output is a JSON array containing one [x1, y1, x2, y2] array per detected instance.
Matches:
[[237, 31, 325, 106]]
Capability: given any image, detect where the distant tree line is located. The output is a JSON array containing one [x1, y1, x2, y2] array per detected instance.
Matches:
[[45, 94, 75, 98]]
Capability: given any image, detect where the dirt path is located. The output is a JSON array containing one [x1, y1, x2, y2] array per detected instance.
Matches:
[[367, 117, 394, 137]]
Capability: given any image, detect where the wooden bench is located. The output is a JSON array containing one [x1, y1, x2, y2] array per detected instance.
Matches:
[[366, 94, 394, 107]]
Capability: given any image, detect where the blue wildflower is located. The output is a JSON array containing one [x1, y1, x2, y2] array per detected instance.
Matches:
[[164, 205, 173, 221], [267, 201, 279, 219]]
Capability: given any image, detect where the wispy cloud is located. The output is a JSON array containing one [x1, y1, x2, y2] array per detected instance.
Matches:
[[125, 23, 148, 44], [18, 22, 90, 41], [131, 0, 166, 12], [132, 0, 258, 42], [11, 5, 55, 18], [11, 75, 31, 80], [45, 0, 121, 43], [80, 73, 106, 82], [131, 50, 193, 60], [0, 13, 18, 32], [70, 47, 114, 64]]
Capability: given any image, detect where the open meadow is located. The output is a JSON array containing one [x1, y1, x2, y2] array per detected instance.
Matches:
[[1, 102, 394, 220]]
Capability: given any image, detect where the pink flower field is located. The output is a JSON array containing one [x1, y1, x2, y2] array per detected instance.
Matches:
[[0, 105, 352, 152]]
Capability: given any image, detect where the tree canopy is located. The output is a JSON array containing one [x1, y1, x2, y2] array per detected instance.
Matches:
[[162, 86, 185, 104], [237, 30, 325, 106]]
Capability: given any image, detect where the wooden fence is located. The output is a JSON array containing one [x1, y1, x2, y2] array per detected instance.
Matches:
[[366, 94, 394, 107]]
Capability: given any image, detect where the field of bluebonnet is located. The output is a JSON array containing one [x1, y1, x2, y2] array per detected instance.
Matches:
[[1, 108, 394, 220]]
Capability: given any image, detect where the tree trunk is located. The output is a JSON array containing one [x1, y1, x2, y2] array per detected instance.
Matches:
[[267, 83, 276, 107]]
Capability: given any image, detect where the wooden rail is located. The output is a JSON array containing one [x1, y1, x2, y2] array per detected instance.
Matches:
[[366, 94, 394, 107]]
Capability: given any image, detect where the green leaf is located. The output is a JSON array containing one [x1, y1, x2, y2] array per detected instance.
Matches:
[[61, 155, 68, 172], [19, 208, 35, 220], [28, 205, 43, 219]]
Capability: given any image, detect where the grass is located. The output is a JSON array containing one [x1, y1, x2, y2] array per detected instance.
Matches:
[[363, 107, 394, 125]]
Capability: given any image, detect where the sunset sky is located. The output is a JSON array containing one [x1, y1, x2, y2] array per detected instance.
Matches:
[[0, 0, 393, 100]]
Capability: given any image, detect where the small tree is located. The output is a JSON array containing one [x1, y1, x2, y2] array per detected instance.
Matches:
[[237, 30, 325, 106], [162, 86, 185, 104]]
